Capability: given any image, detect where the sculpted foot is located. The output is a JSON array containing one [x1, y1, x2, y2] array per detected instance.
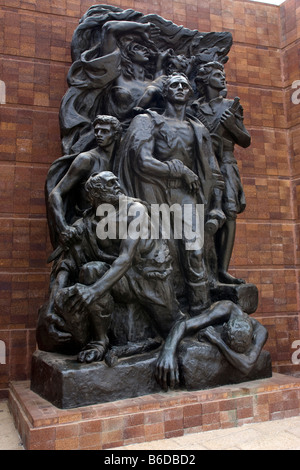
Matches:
[[218, 271, 245, 285], [77, 341, 106, 363]]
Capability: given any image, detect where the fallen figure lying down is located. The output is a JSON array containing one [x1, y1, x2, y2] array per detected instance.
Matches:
[[155, 300, 268, 391]]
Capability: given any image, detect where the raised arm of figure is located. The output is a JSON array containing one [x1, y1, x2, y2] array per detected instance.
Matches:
[[101, 21, 160, 56]]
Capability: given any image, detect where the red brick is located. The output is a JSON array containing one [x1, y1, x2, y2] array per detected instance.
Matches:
[[78, 433, 102, 449], [144, 422, 165, 440], [1, 0, 300, 399], [124, 424, 145, 441]]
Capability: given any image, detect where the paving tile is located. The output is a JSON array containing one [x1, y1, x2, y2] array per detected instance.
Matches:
[[199, 428, 264, 450], [0, 402, 23, 450]]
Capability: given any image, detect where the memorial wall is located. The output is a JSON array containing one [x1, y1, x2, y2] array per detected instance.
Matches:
[[0, 0, 299, 398]]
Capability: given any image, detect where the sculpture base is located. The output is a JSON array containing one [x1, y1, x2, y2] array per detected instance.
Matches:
[[210, 282, 259, 314], [31, 339, 272, 409], [10, 373, 300, 450]]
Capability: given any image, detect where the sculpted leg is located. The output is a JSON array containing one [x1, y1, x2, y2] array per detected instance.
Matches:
[[77, 293, 113, 363], [77, 262, 114, 363], [216, 218, 245, 284], [184, 249, 211, 315], [36, 269, 73, 352]]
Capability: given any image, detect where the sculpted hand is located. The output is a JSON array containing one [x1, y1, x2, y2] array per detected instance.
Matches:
[[220, 109, 236, 130], [203, 326, 221, 345], [182, 168, 200, 193], [208, 208, 226, 225], [63, 283, 96, 313], [59, 226, 81, 248], [140, 22, 160, 43], [155, 349, 179, 391], [147, 22, 160, 39], [158, 48, 174, 63], [43, 311, 71, 344]]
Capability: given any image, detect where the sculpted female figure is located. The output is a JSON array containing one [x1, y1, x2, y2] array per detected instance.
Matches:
[[60, 19, 163, 156], [58, 5, 233, 157], [100, 21, 161, 123]]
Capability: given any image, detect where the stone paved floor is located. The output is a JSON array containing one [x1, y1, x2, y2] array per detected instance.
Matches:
[[1, 399, 300, 450], [0, 401, 24, 450], [111, 415, 300, 450]]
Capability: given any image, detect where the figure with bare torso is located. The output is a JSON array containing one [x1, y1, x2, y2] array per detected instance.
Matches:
[[47, 115, 122, 251], [155, 300, 268, 390], [117, 73, 225, 315], [37, 171, 185, 363]]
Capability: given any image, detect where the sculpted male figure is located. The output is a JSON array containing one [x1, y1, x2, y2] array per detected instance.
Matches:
[[192, 62, 251, 284], [37, 171, 185, 363], [155, 300, 268, 390], [47, 115, 122, 251], [117, 72, 225, 315]]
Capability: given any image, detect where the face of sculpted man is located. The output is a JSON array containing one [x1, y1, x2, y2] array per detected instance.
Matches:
[[93, 117, 121, 150], [86, 171, 124, 208], [164, 74, 193, 105]]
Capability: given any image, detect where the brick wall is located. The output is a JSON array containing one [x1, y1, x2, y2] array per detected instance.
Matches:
[[0, 0, 299, 397]]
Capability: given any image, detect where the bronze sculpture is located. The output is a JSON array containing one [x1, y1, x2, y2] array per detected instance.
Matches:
[[47, 115, 122, 251], [192, 61, 251, 285], [38, 171, 185, 361], [117, 72, 225, 315], [32, 5, 271, 408]]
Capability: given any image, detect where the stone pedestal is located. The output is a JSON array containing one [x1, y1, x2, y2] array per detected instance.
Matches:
[[9, 374, 300, 450], [210, 283, 259, 314], [31, 339, 272, 409], [31, 349, 162, 409]]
